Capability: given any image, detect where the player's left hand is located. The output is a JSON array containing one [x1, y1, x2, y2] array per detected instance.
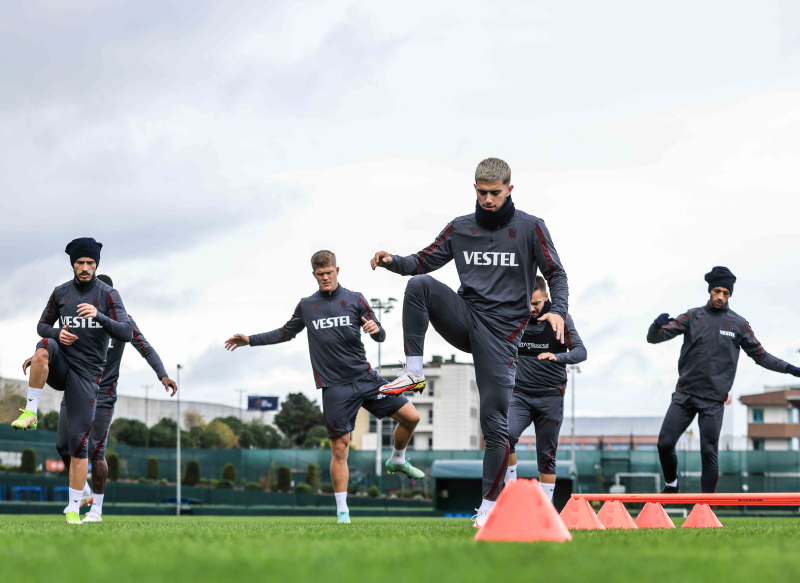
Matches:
[[162, 376, 178, 397], [537, 353, 557, 362], [538, 312, 564, 343], [22, 357, 33, 375], [77, 303, 98, 319], [361, 317, 380, 335]]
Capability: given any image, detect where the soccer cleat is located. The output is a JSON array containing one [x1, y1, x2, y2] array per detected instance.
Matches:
[[385, 459, 425, 479], [337, 510, 351, 524], [62, 495, 93, 514], [11, 408, 37, 430], [472, 506, 493, 529], [661, 485, 680, 494], [66, 511, 83, 525], [82, 512, 103, 523], [379, 365, 426, 396]]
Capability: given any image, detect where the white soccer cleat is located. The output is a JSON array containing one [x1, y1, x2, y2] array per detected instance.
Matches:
[[82, 512, 103, 523], [379, 364, 427, 396], [472, 507, 493, 529], [62, 494, 93, 514]]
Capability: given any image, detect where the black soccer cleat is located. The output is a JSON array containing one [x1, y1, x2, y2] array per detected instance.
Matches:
[[661, 485, 680, 494]]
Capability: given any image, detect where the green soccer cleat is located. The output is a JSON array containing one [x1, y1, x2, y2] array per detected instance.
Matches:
[[11, 408, 37, 430], [337, 511, 351, 524], [385, 459, 425, 479], [66, 511, 83, 525]]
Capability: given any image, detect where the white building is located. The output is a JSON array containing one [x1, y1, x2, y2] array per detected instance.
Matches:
[[739, 384, 800, 451], [352, 355, 481, 450]]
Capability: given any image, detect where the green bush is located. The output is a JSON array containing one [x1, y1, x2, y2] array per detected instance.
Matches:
[[410, 487, 425, 498], [137, 476, 147, 483], [20, 449, 36, 474], [40, 411, 59, 432], [305, 463, 320, 490], [277, 466, 292, 492], [368, 485, 380, 498], [357, 485, 368, 495], [158, 478, 168, 485], [215, 479, 234, 489], [146, 456, 160, 480], [222, 463, 237, 484], [184, 460, 201, 486], [107, 453, 120, 481], [271, 481, 279, 492], [320, 482, 334, 494], [245, 482, 263, 491], [398, 489, 412, 499], [295, 482, 313, 494], [347, 483, 355, 495]]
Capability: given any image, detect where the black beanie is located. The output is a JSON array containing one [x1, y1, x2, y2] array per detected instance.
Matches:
[[704, 266, 736, 294], [65, 237, 103, 266]]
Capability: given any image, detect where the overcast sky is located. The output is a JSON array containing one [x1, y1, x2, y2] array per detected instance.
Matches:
[[1, 1, 798, 441]]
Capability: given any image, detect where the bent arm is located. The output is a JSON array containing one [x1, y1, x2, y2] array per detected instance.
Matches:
[[555, 316, 587, 365], [647, 312, 689, 344], [250, 303, 306, 346], [740, 321, 790, 373], [385, 221, 455, 276], [129, 316, 168, 380], [37, 292, 61, 340], [95, 289, 133, 342], [357, 294, 386, 343], [532, 220, 568, 319]]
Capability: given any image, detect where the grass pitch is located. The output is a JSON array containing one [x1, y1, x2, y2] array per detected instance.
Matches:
[[1, 515, 800, 582]]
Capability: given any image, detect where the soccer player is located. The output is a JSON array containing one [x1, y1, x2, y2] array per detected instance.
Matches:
[[505, 276, 587, 502], [370, 158, 569, 527], [12, 238, 132, 524], [648, 266, 800, 493], [225, 250, 424, 524], [23, 274, 179, 522]]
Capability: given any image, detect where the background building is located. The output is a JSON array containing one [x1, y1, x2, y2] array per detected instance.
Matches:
[[740, 384, 800, 451]]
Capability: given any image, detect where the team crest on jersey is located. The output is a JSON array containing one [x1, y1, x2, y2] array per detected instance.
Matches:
[[341, 300, 347, 308], [92, 297, 100, 307], [314, 304, 319, 310], [509, 227, 517, 238], [471, 229, 478, 236], [725, 322, 731, 331], [63, 296, 70, 304]]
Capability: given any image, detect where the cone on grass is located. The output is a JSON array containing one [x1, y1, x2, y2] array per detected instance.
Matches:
[[560, 496, 605, 530], [596, 500, 638, 529], [683, 504, 723, 528], [635, 502, 676, 529], [475, 479, 572, 543]]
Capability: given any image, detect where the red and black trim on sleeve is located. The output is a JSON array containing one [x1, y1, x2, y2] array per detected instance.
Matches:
[[44, 293, 57, 324], [414, 222, 455, 274], [358, 297, 375, 320], [106, 293, 119, 321], [743, 322, 765, 363], [278, 303, 302, 343], [132, 326, 147, 356], [660, 313, 689, 340], [534, 224, 556, 274]]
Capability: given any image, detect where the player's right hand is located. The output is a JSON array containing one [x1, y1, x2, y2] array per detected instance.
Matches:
[[59, 324, 78, 345], [22, 357, 32, 375], [654, 313, 670, 327], [370, 251, 393, 270], [224, 334, 250, 351]]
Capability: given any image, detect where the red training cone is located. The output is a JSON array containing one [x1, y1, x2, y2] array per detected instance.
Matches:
[[560, 496, 605, 530], [635, 502, 676, 529], [683, 504, 723, 528], [475, 479, 572, 543], [596, 500, 638, 529]]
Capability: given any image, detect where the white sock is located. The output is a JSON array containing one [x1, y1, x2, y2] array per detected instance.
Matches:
[[390, 447, 406, 465], [91, 493, 104, 516], [334, 491, 348, 513], [26, 387, 43, 414], [83, 480, 93, 497], [540, 482, 555, 502], [66, 488, 82, 514], [406, 356, 424, 377], [478, 498, 495, 513], [506, 464, 517, 483], [666, 479, 678, 488]]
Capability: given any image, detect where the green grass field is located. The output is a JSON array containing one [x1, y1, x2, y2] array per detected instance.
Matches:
[[2, 515, 800, 582]]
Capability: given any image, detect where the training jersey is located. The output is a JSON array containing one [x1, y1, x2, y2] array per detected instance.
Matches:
[[385, 209, 568, 343], [38, 276, 132, 382], [515, 301, 587, 396], [249, 285, 385, 389], [647, 302, 790, 402], [99, 315, 168, 399]]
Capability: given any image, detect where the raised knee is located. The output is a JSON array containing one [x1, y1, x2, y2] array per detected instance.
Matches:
[[33, 349, 49, 367], [405, 274, 432, 294]]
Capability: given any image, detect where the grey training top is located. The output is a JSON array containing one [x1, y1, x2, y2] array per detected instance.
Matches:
[[385, 209, 568, 343], [647, 302, 790, 402], [516, 301, 587, 395], [249, 284, 384, 388], [100, 314, 168, 396], [38, 277, 132, 382]]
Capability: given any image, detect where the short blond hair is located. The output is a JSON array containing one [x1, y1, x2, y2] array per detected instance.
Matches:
[[475, 158, 511, 185], [311, 250, 336, 270]]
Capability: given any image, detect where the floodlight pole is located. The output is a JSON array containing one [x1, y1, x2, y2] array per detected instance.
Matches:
[[370, 297, 396, 492], [176, 364, 182, 516], [236, 388, 247, 421]]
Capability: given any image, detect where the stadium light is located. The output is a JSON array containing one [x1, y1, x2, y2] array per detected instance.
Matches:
[[370, 297, 396, 493]]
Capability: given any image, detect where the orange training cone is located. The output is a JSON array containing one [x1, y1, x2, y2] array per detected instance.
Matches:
[[596, 500, 638, 529], [635, 502, 676, 529], [683, 504, 723, 528], [560, 496, 605, 530], [475, 479, 572, 543]]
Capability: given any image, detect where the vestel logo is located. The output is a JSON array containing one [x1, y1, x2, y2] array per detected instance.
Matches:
[[312, 316, 352, 330], [60, 316, 101, 329], [463, 251, 518, 266]]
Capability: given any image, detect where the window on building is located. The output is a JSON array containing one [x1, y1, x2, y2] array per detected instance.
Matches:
[[369, 415, 376, 433], [582, 443, 597, 451], [752, 439, 765, 450], [428, 381, 435, 397], [636, 444, 657, 451], [428, 409, 433, 424], [470, 407, 478, 419], [428, 437, 433, 449], [792, 437, 799, 451], [609, 443, 630, 451], [790, 408, 800, 424], [470, 436, 478, 448], [752, 409, 764, 424]]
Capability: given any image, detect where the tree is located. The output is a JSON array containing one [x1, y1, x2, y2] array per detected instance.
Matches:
[[110, 418, 149, 447], [148, 418, 178, 448], [107, 453, 120, 481], [305, 464, 320, 491], [277, 466, 292, 492], [274, 393, 324, 447], [147, 456, 160, 480], [21, 448, 37, 473], [184, 460, 201, 486], [301, 425, 328, 449], [40, 411, 59, 432], [217, 416, 245, 435], [194, 419, 238, 449], [222, 463, 237, 484], [183, 410, 205, 431]]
